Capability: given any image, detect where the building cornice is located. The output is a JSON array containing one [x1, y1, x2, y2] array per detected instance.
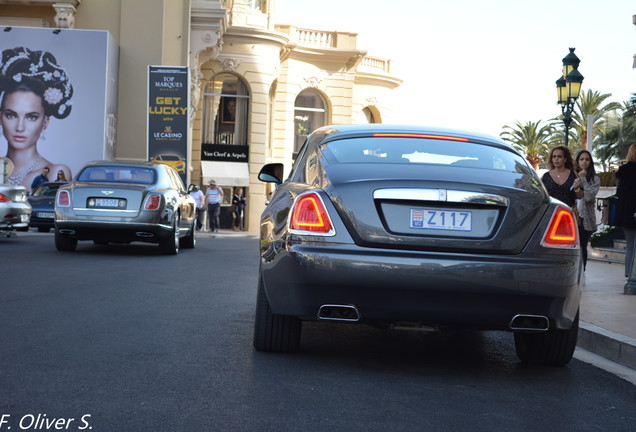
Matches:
[[0, 0, 79, 5], [224, 25, 290, 47]]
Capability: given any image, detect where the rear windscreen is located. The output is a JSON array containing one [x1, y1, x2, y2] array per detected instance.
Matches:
[[77, 166, 156, 184], [322, 137, 530, 173]]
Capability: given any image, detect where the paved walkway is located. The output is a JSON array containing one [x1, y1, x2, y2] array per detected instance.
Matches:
[[579, 259, 636, 371]]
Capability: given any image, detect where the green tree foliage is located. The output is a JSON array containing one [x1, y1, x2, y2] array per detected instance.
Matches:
[[571, 89, 621, 150], [594, 94, 636, 170], [500, 120, 556, 170]]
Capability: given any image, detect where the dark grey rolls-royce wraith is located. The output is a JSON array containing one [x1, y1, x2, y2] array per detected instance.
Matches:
[[254, 124, 581, 366]]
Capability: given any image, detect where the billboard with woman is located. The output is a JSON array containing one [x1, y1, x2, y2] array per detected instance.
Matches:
[[0, 27, 117, 188]]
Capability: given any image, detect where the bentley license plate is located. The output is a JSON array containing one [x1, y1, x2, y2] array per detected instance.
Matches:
[[410, 209, 472, 231], [90, 198, 126, 208]]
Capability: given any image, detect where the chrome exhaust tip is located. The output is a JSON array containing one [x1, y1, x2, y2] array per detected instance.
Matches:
[[58, 229, 76, 235], [317, 304, 360, 322], [509, 314, 549, 331]]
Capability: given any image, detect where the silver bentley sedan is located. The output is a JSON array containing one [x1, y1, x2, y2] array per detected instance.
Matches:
[[54, 161, 197, 254], [254, 124, 582, 366]]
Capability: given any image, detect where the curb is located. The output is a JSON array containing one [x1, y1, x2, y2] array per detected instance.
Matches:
[[578, 321, 636, 370]]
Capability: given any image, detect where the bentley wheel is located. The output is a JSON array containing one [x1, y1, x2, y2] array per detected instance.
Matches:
[[55, 230, 77, 252], [253, 275, 301, 353], [514, 310, 579, 366], [181, 219, 196, 249], [159, 215, 180, 255]]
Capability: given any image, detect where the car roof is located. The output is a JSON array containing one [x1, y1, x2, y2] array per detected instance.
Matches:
[[311, 124, 510, 148], [81, 160, 161, 168]]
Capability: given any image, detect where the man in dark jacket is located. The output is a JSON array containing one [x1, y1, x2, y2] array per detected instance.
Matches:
[[30, 167, 49, 193], [615, 144, 636, 277]]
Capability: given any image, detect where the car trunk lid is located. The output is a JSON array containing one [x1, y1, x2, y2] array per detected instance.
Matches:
[[68, 182, 151, 217], [324, 163, 549, 254]]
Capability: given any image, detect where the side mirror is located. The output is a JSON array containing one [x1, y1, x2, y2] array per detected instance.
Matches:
[[258, 163, 284, 184]]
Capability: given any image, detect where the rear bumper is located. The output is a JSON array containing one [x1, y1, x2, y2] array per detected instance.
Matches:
[[261, 242, 581, 331], [55, 220, 173, 243], [29, 213, 55, 229], [0, 204, 32, 230]]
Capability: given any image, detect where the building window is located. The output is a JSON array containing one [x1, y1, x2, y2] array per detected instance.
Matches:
[[356, 107, 376, 124], [202, 73, 249, 146], [246, 0, 265, 12], [294, 89, 326, 157]]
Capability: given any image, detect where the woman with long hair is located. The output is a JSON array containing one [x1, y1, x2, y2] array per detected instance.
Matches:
[[541, 145, 584, 207], [0, 47, 73, 188], [574, 150, 600, 270]]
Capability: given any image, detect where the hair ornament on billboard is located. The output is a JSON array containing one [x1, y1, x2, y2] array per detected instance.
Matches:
[[44, 87, 63, 104], [0, 47, 73, 119]]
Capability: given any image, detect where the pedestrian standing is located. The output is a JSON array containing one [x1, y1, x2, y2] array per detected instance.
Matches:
[[206, 179, 223, 232], [615, 143, 636, 277], [574, 150, 600, 271], [188, 184, 205, 231], [541, 146, 583, 207], [30, 166, 50, 193], [231, 187, 246, 231]]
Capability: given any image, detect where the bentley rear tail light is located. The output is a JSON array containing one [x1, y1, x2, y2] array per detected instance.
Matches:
[[541, 206, 578, 247], [0, 193, 10, 202], [144, 194, 161, 210], [289, 192, 335, 236], [57, 190, 70, 207]]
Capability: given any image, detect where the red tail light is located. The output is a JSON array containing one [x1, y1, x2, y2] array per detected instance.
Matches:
[[144, 194, 161, 210], [372, 133, 470, 142], [289, 192, 335, 235], [57, 190, 70, 207], [542, 207, 578, 247], [0, 193, 10, 202]]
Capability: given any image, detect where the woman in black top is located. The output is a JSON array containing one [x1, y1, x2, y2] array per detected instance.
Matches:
[[615, 143, 636, 277], [541, 146, 583, 207]]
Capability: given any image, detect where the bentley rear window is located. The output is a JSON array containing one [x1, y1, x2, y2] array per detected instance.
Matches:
[[323, 137, 529, 173], [78, 166, 156, 184]]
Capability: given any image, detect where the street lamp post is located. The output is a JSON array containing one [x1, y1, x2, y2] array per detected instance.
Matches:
[[556, 48, 584, 147]]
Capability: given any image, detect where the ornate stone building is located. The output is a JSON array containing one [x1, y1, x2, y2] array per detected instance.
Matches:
[[0, 0, 401, 232]]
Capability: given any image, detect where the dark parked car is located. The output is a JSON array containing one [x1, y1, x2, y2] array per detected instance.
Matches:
[[0, 183, 31, 234], [28, 182, 67, 232], [254, 124, 582, 366], [54, 161, 197, 254]]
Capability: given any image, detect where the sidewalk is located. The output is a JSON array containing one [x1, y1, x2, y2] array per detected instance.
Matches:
[[578, 259, 636, 370]]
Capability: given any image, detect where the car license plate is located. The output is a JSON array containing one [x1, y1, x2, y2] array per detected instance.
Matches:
[[37, 212, 55, 219], [89, 198, 126, 208], [410, 209, 472, 231]]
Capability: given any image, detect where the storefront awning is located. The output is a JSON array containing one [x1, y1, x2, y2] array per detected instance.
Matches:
[[201, 161, 250, 186]]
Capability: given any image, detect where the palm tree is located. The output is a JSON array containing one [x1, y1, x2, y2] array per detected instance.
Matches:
[[595, 94, 636, 167], [500, 120, 556, 170], [571, 89, 621, 150]]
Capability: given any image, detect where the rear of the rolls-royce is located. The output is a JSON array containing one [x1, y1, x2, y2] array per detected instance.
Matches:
[[261, 133, 581, 333]]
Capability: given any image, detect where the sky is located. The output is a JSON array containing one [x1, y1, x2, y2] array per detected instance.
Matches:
[[273, 0, 635, 137]]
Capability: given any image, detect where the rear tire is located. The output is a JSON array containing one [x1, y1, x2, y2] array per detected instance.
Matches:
[[55, 230, 77, 252], [253, 276, 301, 353], [159, 215, 180, 255], [514, 310, 579, 366], [180, 219, 196, 249]]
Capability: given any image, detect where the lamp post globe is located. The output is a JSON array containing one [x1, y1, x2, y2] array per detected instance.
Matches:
[[557, 48, 584, 147]]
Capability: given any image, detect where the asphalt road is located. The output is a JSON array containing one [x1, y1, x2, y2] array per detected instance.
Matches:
[[1, 232, 635, 432]]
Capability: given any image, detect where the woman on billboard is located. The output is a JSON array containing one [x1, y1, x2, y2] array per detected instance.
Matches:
[[0, 47, 73, 188]]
